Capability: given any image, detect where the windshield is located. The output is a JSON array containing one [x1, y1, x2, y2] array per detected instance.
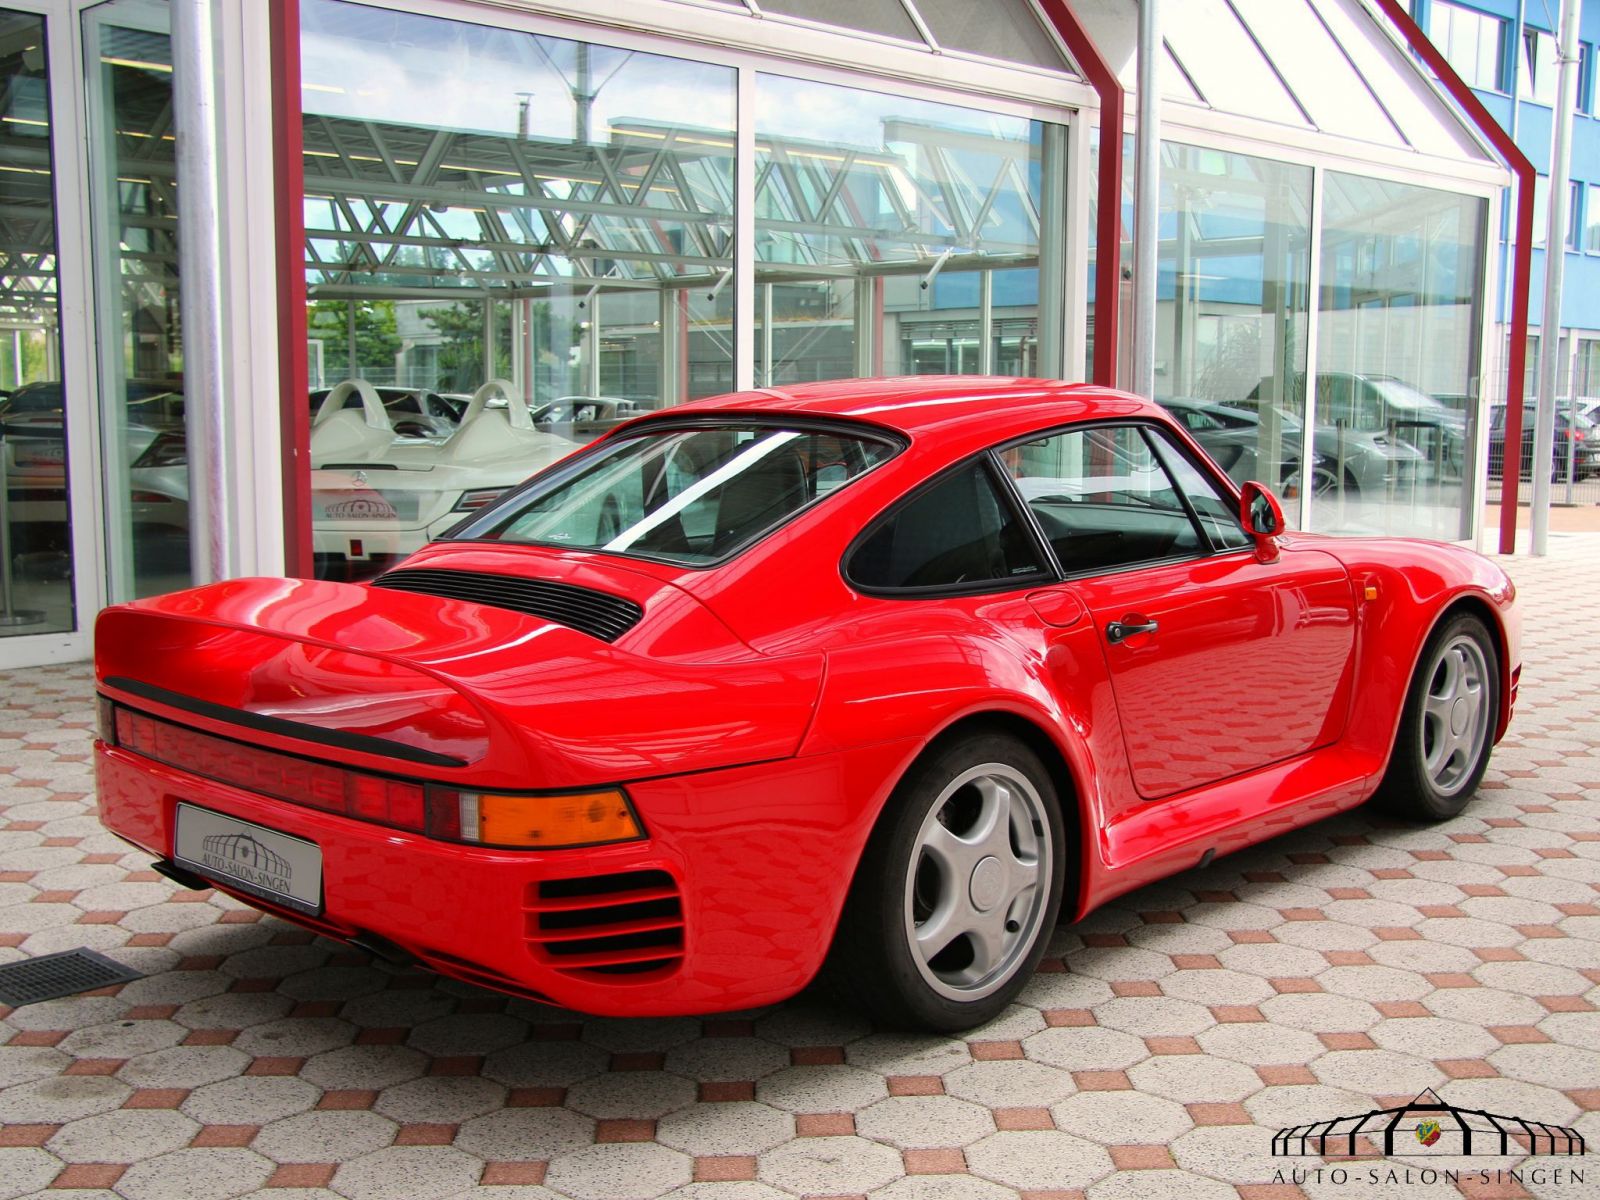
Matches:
[[451, 422, 900, 565], [1369, 378, 1455, 416]]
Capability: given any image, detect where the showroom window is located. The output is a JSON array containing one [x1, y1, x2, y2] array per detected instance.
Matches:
[[752, 74, 1067, 386], [298, 0, 736, 580], [1314, 173, 1486, 540], [0, 9, 73, 636], [1150, 144, 1312, 524], [1432, 2, 1508, 93], [81, 1, 190, 601]]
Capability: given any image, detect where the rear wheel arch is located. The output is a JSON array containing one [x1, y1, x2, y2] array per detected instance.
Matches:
[[897, 709, 1090, 923]]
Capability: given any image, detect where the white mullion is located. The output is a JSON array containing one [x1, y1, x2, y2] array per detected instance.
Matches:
[[735, 66, 756, 391], [1301, 163, 1324, 534]]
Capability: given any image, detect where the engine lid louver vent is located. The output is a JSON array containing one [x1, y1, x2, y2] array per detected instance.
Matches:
[[371, 568, 644, 642]]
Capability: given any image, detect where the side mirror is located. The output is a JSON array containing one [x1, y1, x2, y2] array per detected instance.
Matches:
[[1239, 480, 1284, 558]]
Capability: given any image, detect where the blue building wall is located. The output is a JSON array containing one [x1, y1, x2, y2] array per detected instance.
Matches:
[[1416, 0, 1600, 331]]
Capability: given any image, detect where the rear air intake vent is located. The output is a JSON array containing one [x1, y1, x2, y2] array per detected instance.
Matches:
[[525, 869, 684, 978], [371, 568, 643, 642]]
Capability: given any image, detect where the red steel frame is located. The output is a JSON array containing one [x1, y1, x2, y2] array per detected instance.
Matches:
[[1035, 0, 1124, 390], [270, 0, 313, 578], [1373, 0, 1532, 556]]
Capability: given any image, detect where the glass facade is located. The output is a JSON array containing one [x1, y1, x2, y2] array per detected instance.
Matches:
[[0, 9, 70, 636], [753, 75, 1065, 386], [83, 1, 191, 600], [1313, 174, 1486, 539], [299, 0, 738, 579], [1151, 144, 1312, 520], [0, 0, 1517, 665]]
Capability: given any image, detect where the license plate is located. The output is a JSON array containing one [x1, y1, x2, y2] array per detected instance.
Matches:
[[173, 804, 323, 915]]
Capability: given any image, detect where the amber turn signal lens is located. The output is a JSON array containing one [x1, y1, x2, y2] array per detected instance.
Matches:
[[467, 789, 642, 848]]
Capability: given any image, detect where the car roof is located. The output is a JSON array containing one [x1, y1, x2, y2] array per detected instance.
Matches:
[[655, 377, 1157, 449]]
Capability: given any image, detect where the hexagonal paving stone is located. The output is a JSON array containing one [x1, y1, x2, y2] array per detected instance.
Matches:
[[47, 1109, 198, 1163], [1489, 1043, 1600, 1090], [118, 1045, 251, 1090], [1169, 1123, 1281, 1183], [1126, 1055, 1262, 1103], [945, 1058, 1076, 1107], [299, 1043, 430, 1092], [181, 1075, 319, 1125], [454, 1106, 595, 1161], [1091, 996, 1214, 1039], [254, 1110, 397, 1163], [405, 1013, 529, 1058], [870, 1174, 1018, 1200], [1024, 1025, 1149, 1071], [232, 1017, 355, 1059], [481, 1039, 611, 1088], [756, 1065, 890, 1114], [0, 1074, 131, 1123], [854, 1094, 995, 1148], [965, 1129, 1115, 1190], [564, 1070, 697, 1119], [0, 1147, 59, 1200], [1367, 1016, 1499, 1060], [373, 1075, 508, 1123], [1310, 1048, 1444, 1095], [654, 1100, 794, 1156], [1089, 1169, 1242, 1200], [1259, 991, 1382, 1032], [332, 1145, 482, 1200], [757, 1135, 903, 1195], [544, 1142, 695, 1200], [845, 1035, 971, 1076], [116, 1148, 275, 1200], [1051, 1091, 1192, 1144], [664, 1037, 790, 1082], [1195, 1022, 1325, 1066]]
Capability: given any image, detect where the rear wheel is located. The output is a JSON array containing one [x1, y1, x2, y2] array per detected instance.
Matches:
[[832, 732, 1065, 1031], [1372, 613, 1499, 821]]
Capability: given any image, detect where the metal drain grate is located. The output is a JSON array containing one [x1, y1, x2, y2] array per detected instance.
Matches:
[[0, 948, 143, 1007]]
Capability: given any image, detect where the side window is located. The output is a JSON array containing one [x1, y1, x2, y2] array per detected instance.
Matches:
[[1004, 425, 1204, 573], [1147, 430, 1253, 551], [849, 462, 1044, 592]]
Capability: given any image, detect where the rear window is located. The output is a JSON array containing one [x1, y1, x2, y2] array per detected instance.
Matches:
[[451, 421, 900, 565]]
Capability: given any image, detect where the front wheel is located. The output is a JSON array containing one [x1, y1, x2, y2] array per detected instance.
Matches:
[[1371, 613, 1500, 821], [831, 732, 1065, 1031]]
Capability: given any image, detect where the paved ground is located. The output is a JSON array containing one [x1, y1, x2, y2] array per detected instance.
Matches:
[[0, 537, 1597, 1200]]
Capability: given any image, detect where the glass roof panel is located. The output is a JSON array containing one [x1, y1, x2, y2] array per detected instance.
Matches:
[[759, 0, 922, 43], [910, 0, 1073, 72], [1306, 0, 1482, 158], [1230, 0, 1403, 146], [1163, 0, 1310, 128]]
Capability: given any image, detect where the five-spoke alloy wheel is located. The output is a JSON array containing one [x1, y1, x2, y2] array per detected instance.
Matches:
[[834, 732, 1065, 1031], [1373, 612, 1500, 821]]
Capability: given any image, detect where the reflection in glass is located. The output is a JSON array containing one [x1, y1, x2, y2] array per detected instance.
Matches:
[[754, 74, 1065, 386], [1314, 174, 1485, 539], [298, 0, 734, 579], [1150, 143, 1312, 525], [84, 4, 191, 600], [0, 9, 72, 634]]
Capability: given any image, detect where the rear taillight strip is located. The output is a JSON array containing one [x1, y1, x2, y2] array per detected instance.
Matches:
[[112, 705, 428, 833]]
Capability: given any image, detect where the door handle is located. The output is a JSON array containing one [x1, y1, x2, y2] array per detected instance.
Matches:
[[1106, 618, 1158, 644]]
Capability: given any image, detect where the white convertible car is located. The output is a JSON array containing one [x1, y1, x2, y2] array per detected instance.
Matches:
[[310, 379, 580, 578]]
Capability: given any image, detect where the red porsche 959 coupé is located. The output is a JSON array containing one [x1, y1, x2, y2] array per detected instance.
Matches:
[[93, 378, 1518, 1031]]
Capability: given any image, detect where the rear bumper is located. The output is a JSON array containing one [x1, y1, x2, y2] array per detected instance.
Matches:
[[95, 732, 916, 1016]]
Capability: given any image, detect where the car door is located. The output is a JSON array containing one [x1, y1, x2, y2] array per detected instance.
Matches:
[[1003, 423, 1358, 801]]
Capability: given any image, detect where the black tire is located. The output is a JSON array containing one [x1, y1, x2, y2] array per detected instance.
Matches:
[[1371, 613, 1500, 822], [830, 732, 1066, 1032]]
